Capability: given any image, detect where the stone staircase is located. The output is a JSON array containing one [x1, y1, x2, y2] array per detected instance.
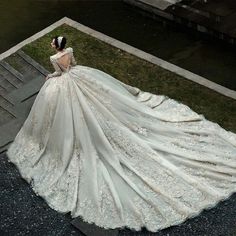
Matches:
[[124, 0, 236, 44], [0, 50, 50, 154]]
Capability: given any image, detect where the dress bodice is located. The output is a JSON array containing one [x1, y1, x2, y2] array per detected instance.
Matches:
[[47, 47, 77, 78]]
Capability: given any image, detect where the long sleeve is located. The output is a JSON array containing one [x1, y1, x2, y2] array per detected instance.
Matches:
[[70, 48, 77, 66], [47, 56, 62, 78]]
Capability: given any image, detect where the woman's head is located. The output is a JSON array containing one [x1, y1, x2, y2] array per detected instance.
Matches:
[[51, 35, 67, 51]]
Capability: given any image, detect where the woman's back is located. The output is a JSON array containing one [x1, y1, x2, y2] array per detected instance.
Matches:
[[47, 47, 77, 78], [55, 47, 76, 71]]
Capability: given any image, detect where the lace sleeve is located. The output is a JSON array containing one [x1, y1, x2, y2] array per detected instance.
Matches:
[[47, 56, 62, 78], [70, 47, 77, 66]]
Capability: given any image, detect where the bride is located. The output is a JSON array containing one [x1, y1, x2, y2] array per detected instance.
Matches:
[[6, 35, 236, 232]]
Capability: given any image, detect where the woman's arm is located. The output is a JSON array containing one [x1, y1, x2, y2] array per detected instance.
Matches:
[[46, 56, 62, 80], [70, 47, 77, 66]]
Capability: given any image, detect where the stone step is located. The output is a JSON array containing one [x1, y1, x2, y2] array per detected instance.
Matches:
[[0, 75, 16, 92], [0, 64, 23, 90], [5, 54, 41, 83], [145, 0, 223, 22], [17, 50, 49, 76], [0, 93, 38, 153], [0, 143, 10, 155], [0, 84, 7, 94], [174, 2, 218, 19], [0, 95, 17, 119], [138, 0, 178, 10], [0, 106, 15, 127], [0, 59, 24, 100], [0, 117, 25, 153], [5, 50, 49, 84], [4, 75, 44, 105], [0, 87, 16, 116], [125, 0, 232, 43], [0, 95, 14, 108], [0, 51, 50, 153], [0, 60, 24, 83]]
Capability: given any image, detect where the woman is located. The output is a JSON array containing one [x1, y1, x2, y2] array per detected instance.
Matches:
[[6, 35, 236, 232]]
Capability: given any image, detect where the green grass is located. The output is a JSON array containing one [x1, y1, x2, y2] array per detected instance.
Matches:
[[22, 23, 236, 133]]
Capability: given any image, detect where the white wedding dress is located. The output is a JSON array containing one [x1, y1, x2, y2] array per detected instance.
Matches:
[[6, 47, 236, 232]]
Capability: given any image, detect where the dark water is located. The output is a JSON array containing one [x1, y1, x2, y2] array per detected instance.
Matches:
[[1, 0, 236, 91]]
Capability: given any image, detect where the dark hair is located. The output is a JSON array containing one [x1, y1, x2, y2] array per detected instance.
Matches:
[[52, 35, 67, 51]]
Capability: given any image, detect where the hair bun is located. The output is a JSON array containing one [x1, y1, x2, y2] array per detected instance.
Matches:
[[54, 35, 67, 50]]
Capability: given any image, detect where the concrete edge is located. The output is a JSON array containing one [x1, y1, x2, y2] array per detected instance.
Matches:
[[0, 16, 235, 100]]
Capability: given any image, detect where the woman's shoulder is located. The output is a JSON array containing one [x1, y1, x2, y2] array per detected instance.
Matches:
[[66, 47, 73, 53], [50, 54, 56, 62], [50, 47, 73, 61]]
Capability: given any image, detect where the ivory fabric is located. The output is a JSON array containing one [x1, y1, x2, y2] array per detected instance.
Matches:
[[7, 47, 236, 232]]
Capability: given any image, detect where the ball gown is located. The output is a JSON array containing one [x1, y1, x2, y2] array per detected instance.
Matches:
[[6, 47, 236, 232]]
